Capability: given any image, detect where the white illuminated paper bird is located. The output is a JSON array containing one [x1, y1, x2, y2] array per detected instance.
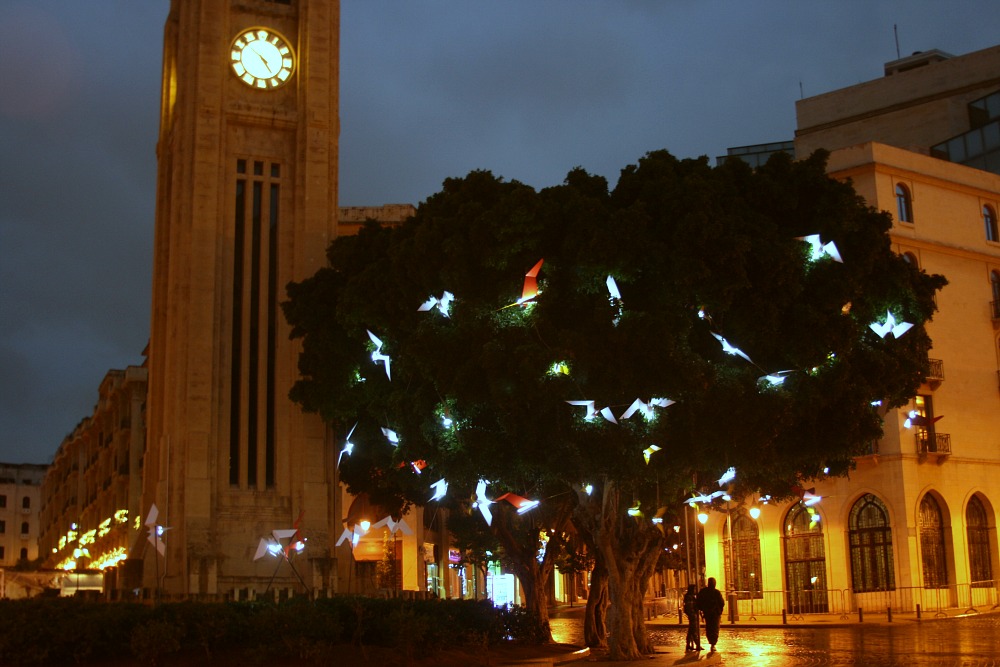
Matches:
[[367, 330, 392, 380], [869, 311, 913, 339], [144, 504, 167, 556], [253, 525, 304, 561], [430, 479, 449, 502], [337, 422, 357, 468], [758, 371, 795, 387], [335, 524, 366, 548], [381, 427, 400, 446], [620, 397, 675, 421], [711, 332, 753, 363], [371, 515, 414, 536], [516, 259, 545, 305], [799, 234, 843, 263], [566, 400, 618, 424], [606, 276, 623, 325], [686, 490, 725, 506], [717, 466, 736, 487], [418, 291, 455, 317], [642, 444, 662, 464], [473, 480, 494, 526]]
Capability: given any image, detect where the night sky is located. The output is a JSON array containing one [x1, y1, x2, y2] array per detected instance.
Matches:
[[2, 1, 998, 464]]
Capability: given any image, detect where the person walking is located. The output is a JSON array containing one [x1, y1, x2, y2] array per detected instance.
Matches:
[[696, 577, 726, 652], [683, 584, 702, 651]]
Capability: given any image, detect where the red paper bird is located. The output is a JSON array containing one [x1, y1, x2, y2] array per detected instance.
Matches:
[[518, 259, 544, 304]]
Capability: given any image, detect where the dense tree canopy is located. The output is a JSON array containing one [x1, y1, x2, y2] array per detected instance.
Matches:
[[283, 150, 945, 659]]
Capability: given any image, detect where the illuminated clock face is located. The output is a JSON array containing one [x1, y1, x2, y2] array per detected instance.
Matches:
[[230, 28, 295, 89]]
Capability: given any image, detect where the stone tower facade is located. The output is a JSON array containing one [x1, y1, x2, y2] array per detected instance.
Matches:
[[143, 0, 340, 598]]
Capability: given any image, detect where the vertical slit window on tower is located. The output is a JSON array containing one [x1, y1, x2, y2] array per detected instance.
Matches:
[[266, 181, 279, 487], [247, 181, 263, 487], [229, 176, 245, 486], [232, 158, 281, 490]]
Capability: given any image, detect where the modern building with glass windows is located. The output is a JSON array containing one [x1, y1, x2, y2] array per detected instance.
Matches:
[[701, 43, 1000, 618]]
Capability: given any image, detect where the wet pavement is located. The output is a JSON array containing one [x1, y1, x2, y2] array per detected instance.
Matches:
[[548, 608, 1000, 666]]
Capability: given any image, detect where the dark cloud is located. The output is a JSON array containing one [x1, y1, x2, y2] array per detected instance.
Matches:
[[2, 0, 999, 463]]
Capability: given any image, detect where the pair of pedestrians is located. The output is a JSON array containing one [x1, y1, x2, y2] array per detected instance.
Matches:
[[683, 577, 726, 653]]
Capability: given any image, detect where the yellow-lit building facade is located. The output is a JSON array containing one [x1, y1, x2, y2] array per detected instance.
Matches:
[[703, 45, 1000, 618], [38, 366, 147, 597]]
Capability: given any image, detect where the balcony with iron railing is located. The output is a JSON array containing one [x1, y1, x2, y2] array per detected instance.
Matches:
[[926, 358, 944, 387], [916, 432, 951, 464]]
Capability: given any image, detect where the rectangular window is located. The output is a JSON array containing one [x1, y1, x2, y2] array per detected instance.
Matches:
[[230, 159, 281, 489], [0, 520, 5, 534], [913, 395, 937, 452], [0, 495, 6, 508]]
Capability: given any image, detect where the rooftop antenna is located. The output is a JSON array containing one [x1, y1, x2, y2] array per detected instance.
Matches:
[[799, 81, 804, 100], [893, 24, 901, 60]]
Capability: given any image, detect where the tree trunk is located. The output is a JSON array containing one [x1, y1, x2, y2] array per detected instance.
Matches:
[[491, 503, 574, 644], [510, 557, 552, 640], [576, 481, 664, 660], [583, 559, 608, 648]]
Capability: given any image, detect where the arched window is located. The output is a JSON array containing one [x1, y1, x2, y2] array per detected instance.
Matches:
[[19, 548, 27, 561], [967, 496, 993, 586], [21, 496, 30, 509], [848, 494, 895, 592], [783, 501, 828, 613], [725, 510, 763, 599], [896, 184, 914, 223], [901, 251, 918, 267], [991, 271, 1000, 317], [20, 522, 28, 536], [985, 205, 999, 242], [919, 494, 948, 588]]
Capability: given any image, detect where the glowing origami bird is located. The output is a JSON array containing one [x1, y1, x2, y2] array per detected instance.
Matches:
[[496, 492, 540, 514], [620, 397, 675, 421], [367, 330, 392, 380], [799, 234, 843, 263], [642, 444, 661, 464], [869, 311, 913, 339], [335, 524, 366, 548], [473, 480, 494, 526], [371, 515, 414, 536], [254, 521, 305, 561], [717, 466, 736, 487], [517, 259, 545, 305], [566, 400, 618, 424], [711, 332, 753, 363], [430, 479, 449, 502], [607, 276, 623, 325], [144, 504, 167, 556], [758, 371, 795, 387], [337, 422, 357, 468], [418, 291, 455, 317], [381, 427, 400, 446], [686, 490, 725, 506]]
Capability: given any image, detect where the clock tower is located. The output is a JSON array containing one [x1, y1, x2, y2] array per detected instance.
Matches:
[[143, 0, 340, 597]]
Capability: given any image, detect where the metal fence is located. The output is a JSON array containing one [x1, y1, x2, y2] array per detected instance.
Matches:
[[659, 581, 1000, 621]]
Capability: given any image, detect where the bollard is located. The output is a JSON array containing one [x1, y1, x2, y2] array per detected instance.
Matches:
[[679, 607, 684, 625], [858, 607, 864, 623], [782, 608, 788, 625], [887, 606, 892, 623], [916, 604, 922, 620]]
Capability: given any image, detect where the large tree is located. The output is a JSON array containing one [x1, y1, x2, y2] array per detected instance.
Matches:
[[284, 150, 945, 660]]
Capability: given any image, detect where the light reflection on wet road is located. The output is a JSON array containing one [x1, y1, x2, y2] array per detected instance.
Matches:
[[552, 614, 1000, 665]]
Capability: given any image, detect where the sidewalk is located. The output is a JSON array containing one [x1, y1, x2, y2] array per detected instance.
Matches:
[[529, 605, 1000, 666]]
